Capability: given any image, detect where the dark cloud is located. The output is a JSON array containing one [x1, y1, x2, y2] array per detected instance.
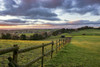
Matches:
[[4, 19, 26, 23], [0, 0, 60, 21], [75, 0, 100, 7], [67, 20, 100, 25], [0, 19, 27, 25], [26, 8, 57, 17], [26, 15, 61, 21], [41, 0, 64, 8], [45, 20, 100, 25], [62, 0, 100, 15], [4, 0, 17, 9], [1, 0, 100, 17]]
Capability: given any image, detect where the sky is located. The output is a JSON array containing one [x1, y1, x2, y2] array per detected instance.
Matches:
[[0, 0, 100, 29]]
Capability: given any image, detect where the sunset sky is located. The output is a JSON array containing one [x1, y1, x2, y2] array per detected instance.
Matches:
[[0, 0, 100, 29]]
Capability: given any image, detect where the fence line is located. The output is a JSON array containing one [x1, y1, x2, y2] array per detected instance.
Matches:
[[0, 37, 72, 67]]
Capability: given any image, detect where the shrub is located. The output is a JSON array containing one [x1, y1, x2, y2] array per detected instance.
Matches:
[[20, 34, 26, 40]]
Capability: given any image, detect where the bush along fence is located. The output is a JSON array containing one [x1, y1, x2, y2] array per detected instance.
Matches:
[[0, 37, 72, 67]]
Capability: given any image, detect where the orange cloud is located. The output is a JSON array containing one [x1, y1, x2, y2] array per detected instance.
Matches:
[[0, 24, 53, 30]]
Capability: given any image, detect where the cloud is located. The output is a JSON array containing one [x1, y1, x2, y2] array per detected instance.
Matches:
[[1, 0, 100, 17], [0, 19, 27, 25], [4, 19, 26, 23], [0, 0, 100, 27], [0, 0, 60, 21], [41, 0, 64, 8], [62, 0, 100, 15], [67, 20, 100, 25], [45, 20, 100, 25]]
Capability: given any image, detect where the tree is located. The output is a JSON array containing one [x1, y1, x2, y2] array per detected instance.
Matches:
[[78, 26, 93, 30], [20, 34, 26, 40], [52, 31, 58, 36], [60, 28, 65, 33], [38, 34, 44, 40], [1, 33, 6, 39], [30, 34, 38, 40], [12, 35, 19, 40], [30, 33, 44, 40], [6, 33, 11, 39], [1, 33, 11, 39], [43, 32, 48, 38]]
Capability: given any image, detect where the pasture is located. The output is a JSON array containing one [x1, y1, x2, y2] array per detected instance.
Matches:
[[0, 29, 100, 67], [45, 36, 100, 67], [0, 40, 51, 67]]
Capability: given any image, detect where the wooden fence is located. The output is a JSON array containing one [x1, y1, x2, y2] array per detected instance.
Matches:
[[0, 37, 72, 67]]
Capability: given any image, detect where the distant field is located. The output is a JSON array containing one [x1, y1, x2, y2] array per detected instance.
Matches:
[[71, 29, 100, 36], [68, 29, 100, 36], [47, 29, 100, 40], [18, 33, 34, 36], [0, 40, 51, 49], [0, 29, 57, 37]]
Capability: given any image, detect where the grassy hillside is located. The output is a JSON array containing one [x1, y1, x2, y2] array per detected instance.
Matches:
[[71, 29, 100, 36], [0, 40, 50, 49], [45, 36, 100, 67], [0, 29, 100, 67], [47, 29, 100, 40], [18, 33, 34, 36], [67, 29, 100, 36], [0, 40, 52, 67]]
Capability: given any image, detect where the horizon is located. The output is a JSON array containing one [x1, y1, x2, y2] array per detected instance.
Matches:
[[0, 25, 99, 30]]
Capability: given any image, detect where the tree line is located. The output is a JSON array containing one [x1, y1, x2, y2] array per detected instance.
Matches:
[[52, 26, 100, 36], [0, 32, 49, 40], [0, 26, 99, 40]]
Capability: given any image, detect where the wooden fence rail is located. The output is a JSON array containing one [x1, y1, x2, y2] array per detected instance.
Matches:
[[0, 37, 72, 67]]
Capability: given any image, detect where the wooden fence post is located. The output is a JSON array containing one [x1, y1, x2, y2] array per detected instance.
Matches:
[[59, 39, 60, 50], [69, 37, 71, 43], [66, 38, 67, 43], [41, 43, 44, 67], [63, 39, 64, 47], [61, 39, 62, 48], [62, 39, 63, 47], [61, 39, 63, 48], [51, 41, 54, 59], [13, 45, 19, 64], [68, 38, 69, 43], [67, 38, 69, 43], [56, 40, 57, 53], [8, 57, 18, 67], [65, 38, 66, 44]]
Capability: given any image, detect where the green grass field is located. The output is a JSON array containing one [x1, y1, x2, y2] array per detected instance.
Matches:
[[57, 29, 100, 37], [0, 38, 59, 67], [47, 29, 100, 40], [71, 29, 100, 36], [18, 33, 34, 36], [0, 40, 52, 67], [45, 36, 100, 67], [0, 29, 100, 67]]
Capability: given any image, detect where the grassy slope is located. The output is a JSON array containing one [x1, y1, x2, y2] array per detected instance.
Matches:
[[47, 29, 100, 40], [0, 40, 50, 49], [0, 40, 51, 66], [0, 29, 100, 67], [71, 29, 100, 36], [18, 33, 34, 36], [45, 36, 100, 67]]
